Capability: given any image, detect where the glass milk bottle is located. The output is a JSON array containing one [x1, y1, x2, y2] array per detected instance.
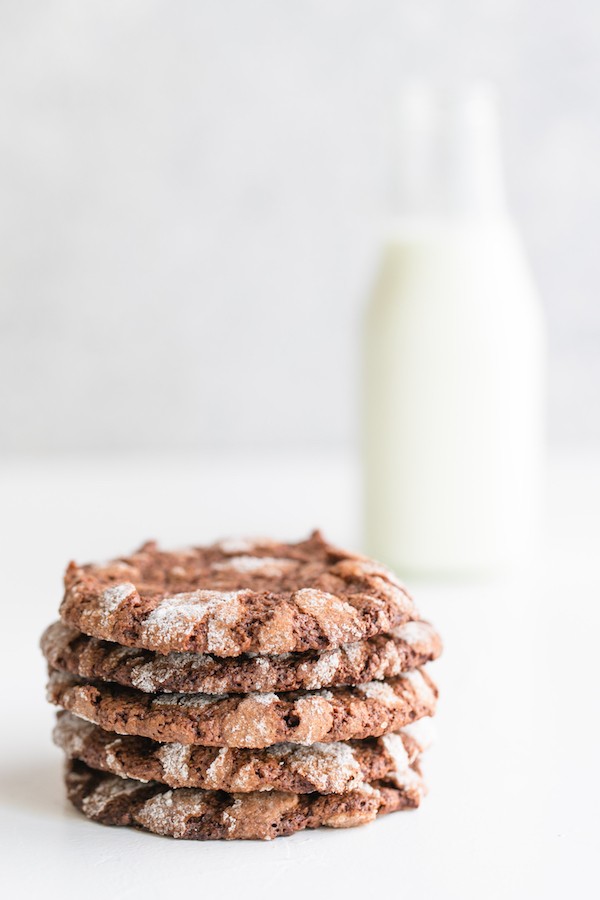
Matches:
[[363, 86, 545, 576]]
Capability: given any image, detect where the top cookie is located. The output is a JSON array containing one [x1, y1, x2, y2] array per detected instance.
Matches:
[[59, 531, 416, 657]]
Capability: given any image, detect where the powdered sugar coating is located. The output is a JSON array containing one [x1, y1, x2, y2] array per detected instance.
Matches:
[[387, 763, 426, 803], [102, 738, 128, 777], [157, 743, 192, 783], [396, 620, 435, 648], [275, 742, 363, 792], [203, 748, 232, 789], [136, 789, 207, 838], [56, 712, 94, 756], [212, 556, 297, 576], [218, 693, 281, 746], [381, 732, 410, 774], [356, 680, 400, 705], [399, 669, 438, 707], [332, 558, 402, 587], [251, 692, 278, 705], [97, 583, 137, 629], [129, 654, 204, 693], [297, 649, 342, 690], [140, 591, 248, 655], [81, 772, 147, 817], [292, 589, 363, 645], [401, 716, 437, 753], [152, 693, 227, 709], [341, 641, 365, 667]]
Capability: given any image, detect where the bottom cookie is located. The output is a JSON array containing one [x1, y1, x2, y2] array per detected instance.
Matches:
[[65, 758, 425, 841]]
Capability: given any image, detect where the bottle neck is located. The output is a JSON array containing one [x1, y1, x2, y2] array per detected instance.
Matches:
[[392, 84, 509, 222]]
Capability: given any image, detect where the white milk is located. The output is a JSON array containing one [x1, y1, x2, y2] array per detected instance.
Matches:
[[362, 88, 545, 576]]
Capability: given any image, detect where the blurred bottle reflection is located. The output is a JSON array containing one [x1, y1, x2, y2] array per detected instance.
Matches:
[[363, 85, 545, 577]]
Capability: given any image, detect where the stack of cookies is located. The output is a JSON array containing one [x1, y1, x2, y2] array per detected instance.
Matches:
[[41, 531, 441, 841]]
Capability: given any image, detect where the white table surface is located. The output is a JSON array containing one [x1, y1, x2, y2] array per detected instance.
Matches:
[[1, 451, 598, 900]]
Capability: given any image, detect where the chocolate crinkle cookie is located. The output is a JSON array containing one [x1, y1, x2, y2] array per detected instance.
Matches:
[[41, 618, 441, 694], [64, 758, 426, 841], [54, 711, 436, 795], [46, 667, 438, 748], [58, 531, 417, 657]]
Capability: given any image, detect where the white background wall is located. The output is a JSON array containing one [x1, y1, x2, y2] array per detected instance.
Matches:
[[1, 0, 598, 455]]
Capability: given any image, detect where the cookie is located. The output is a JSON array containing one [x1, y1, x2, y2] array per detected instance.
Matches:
[[47, 668, 438, 748], [41, 619, 441, 694], [59, 531, 416, 657], [54, 710, 435, 794], [64, 758, 425, 840]]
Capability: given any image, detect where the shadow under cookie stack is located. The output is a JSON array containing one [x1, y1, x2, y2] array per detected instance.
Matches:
[[41, 531, 441, 841]]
